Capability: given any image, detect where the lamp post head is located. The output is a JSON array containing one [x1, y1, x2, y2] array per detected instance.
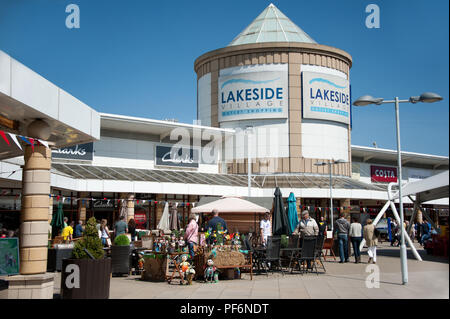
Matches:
[[314, 161, 327, 166], [419, 92, 443, 103], [353, 95, 384, 106]]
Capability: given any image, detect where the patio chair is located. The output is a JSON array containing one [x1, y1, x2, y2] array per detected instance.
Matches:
[[296, 236, 317, 275], [323, 237, 337, 261], [283, 235, 300, 269], [260, 236, 284, 276], [314, 235, 326, 273]]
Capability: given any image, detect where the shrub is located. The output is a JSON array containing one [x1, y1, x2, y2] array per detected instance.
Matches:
[[114, 234, 130, 246], [72, 217, 104, 259]]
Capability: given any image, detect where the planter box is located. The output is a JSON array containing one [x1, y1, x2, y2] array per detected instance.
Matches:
[[61, 258, 111, 299], [111, 245, 131, 275], [47, 248, 74, 272], [141, 255, 167, 282]]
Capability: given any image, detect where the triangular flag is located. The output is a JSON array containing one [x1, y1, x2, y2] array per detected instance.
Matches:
[[0, 131, 10, 145], [37, 139, 49, 148], [8, 133, 22, 150]]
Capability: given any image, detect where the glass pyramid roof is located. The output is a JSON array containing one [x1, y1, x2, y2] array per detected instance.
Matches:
[[228, 3, 317, 46]]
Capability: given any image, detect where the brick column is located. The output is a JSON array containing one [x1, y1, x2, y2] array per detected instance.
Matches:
[[20, 144, 51, 275], [127, 193, 135, 223], [77, 192, 88, 224]]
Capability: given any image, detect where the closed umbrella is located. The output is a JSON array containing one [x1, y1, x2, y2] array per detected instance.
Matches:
[[272, 187, 289, 235], [119, 200, 128, 220], [169, 204, 180, 231], [287, 192, 299, 234], [157, 202, 170, 233], [51, 201, 65, 237]]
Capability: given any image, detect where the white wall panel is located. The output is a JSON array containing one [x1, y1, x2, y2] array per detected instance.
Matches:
[[11, 59, 59, 119], [197, 73, 211, 127], [0, 50, 11, 96], [301, 119, 349, 161]]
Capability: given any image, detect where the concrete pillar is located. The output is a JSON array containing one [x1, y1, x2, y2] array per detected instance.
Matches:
[[417, 209, 423, 224], [342, 198, 351, 218], [20, 144, 51, 275], [127, 193, 135, 223]]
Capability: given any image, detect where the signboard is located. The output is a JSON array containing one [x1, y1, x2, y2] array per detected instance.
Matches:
[[371, 165, 398, 183], [302, 71, 350, 124], [155, 145, 199, 168], [0, 238, 20, 275], [218, 65, 288, 122], [408, 168, 432, 181], [134, 212, 147, 226], [52, 142, 94, 161]]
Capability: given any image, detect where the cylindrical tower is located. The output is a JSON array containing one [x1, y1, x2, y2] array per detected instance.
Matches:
[[195, 3, 353, 177]]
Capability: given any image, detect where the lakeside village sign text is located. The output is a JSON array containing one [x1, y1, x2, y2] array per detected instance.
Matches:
[[302, 71, 350, 125], [218, 64, 289, 122]]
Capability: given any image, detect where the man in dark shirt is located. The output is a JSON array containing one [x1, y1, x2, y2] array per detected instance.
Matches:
[[74, 220, 84, 238], [206, 209, 228, 232]]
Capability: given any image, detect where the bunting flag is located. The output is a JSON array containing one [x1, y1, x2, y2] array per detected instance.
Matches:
[[0, 131, 10, 145], [37, 139, 49, 148], [8, 133, 22, 150]]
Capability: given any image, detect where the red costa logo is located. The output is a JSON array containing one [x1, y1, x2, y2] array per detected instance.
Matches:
[[371, 165, 397, 183]]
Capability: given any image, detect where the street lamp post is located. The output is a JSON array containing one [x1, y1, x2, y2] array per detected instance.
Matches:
[[353, 92, 443, 285], [315, 159, 347, 232]]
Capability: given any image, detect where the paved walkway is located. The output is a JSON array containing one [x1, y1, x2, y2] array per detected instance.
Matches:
[[53, 242, 448, 299]]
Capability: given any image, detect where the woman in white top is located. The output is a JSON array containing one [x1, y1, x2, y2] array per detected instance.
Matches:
[[349, 217, 363, 263], [260, 213, 272, 246], [100, 219, 111, 247]]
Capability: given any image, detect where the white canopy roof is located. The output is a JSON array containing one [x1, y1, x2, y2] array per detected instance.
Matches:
[[392, 170, 449, 203], [191, 196, 270, 214]]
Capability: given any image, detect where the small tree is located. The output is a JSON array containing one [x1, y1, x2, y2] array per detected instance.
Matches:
[[72, 217, 104, 259]]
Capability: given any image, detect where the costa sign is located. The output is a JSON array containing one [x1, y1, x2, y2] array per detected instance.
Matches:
[[371, 165, 397, 183]]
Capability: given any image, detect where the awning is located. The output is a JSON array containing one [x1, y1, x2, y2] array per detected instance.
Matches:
[[191, 196, 269, 213], [392, 170, 449, 203], [51, 163, 386, 191]]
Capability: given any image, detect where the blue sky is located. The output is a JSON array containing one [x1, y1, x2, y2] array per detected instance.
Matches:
[[0, 0, 448, 155]]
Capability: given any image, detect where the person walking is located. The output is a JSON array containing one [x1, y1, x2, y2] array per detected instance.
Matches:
[[128, 218, 137, 242], [364, 219, 378, 264], [100, 219, 111, 247], [74, 220, 84, 238], [184, 213, 199, 259], [114, 216, 128, 236], [260, 212, 272, 246], [349, 217, 363, 263], [334, 213, 350, 263]]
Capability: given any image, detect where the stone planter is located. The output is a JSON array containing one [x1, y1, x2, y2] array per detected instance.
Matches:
[[111, 245, 131, 275], [61, 258, 111, 299]]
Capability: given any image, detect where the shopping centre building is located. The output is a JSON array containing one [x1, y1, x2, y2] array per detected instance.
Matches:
[[1, 4, 449, 239]]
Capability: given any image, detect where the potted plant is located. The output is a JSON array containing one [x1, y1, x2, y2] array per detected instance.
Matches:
[[60, 217, 111, 299], [111, 234, 131, 276]]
